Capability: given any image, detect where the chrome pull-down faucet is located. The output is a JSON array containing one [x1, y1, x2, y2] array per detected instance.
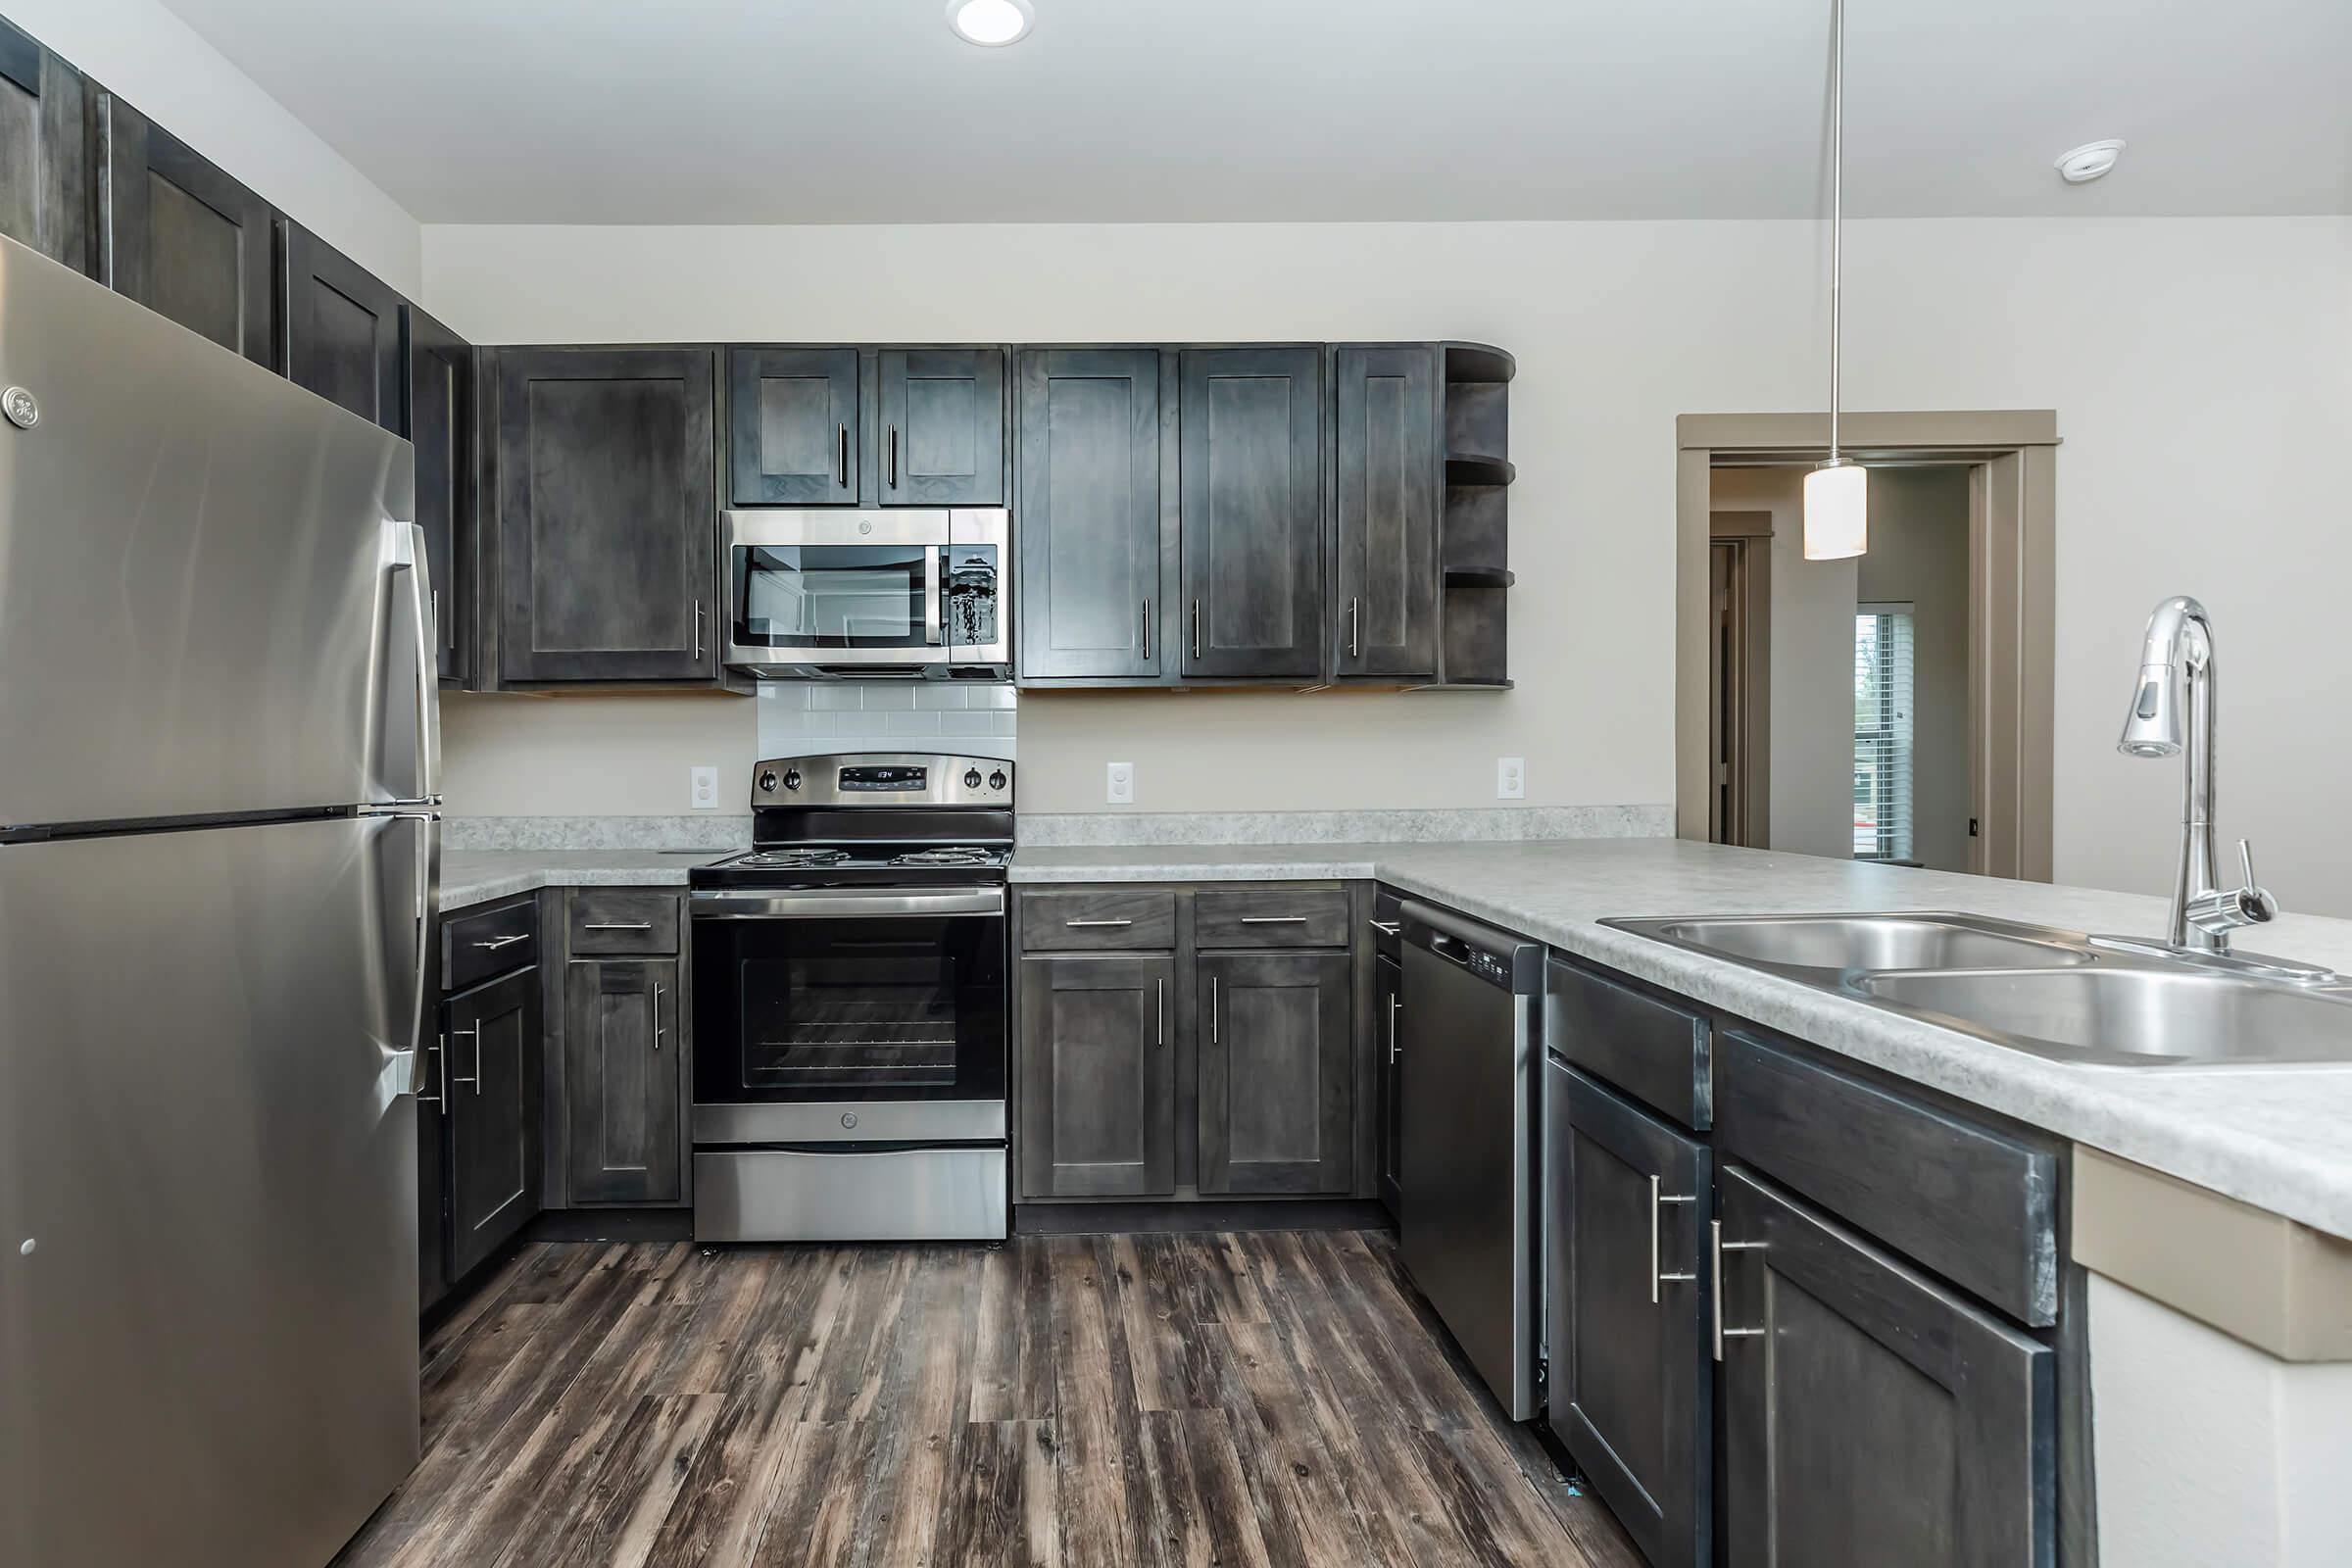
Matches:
[[2117, 596, 2277, 952]]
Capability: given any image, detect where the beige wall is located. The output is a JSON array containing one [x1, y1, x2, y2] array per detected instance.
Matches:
[[424, 216, 2352, 914], [1712, 466, 1856, 860], [1859, 467, 1974, 872], [9, 0, 421, 293]]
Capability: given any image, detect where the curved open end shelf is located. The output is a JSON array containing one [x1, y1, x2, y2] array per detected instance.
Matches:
[[1444, 343, 1517, 384], [1446, 454, 1515, 487], [1445, 566, 1515, 589]]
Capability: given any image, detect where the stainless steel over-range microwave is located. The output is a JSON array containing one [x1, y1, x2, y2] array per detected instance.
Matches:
[[721, 508, 1010, 678]]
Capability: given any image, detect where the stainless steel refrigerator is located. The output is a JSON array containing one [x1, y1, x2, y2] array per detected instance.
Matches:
[[0, 236, 436, 1565]]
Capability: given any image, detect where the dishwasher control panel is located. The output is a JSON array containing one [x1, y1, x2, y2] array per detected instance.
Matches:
[[1464, 947, 1513, 986]]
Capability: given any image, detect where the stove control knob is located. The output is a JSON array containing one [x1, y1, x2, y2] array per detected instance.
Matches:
[[962, 768, 983, 790], [840, 1111, 858, 1131], [988, 769, 1007, 791], [758, 768, 780, 793], [782, 769, 803, 792]]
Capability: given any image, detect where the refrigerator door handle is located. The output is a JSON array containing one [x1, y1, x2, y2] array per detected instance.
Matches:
[[377, 517, 440, 807], [372, 811, 439, 1097]]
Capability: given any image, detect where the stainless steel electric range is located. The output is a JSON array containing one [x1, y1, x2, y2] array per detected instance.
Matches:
[[689, 752, 1012, 1243]]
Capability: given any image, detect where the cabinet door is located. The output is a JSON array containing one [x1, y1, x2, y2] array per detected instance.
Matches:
[[1017, 955, 1174, 1198], [1179, 347, 1323, 680], [877, 347, 1004, 506], [1718, 1165, 2054, 1568], [497, 347, 719, 684], [1333, 345, 1439, 679], [0, 19, 88, 272], [281, 222, 405, 434], [564, 959, 683, 1204], [1547, 1063, 1712, 1568], [1199, 951, 1351, 1196], [409, 305, 475, 685], [447, 966, 545, 1279], [1375, 951, 1403, 1217], [1015, 348, 1167, 680], [728, 346, 858, 504], [92, 94, 274, 366]]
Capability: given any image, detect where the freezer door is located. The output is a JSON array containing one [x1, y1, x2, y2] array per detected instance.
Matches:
[[0, 236, 425, 828], [0, 813, 430, 1568]]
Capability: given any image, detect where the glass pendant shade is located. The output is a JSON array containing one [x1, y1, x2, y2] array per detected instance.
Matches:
[[1803, 459, 1868, 560]]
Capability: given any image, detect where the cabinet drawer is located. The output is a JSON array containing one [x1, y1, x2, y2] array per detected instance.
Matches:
[[442, 896, 539, 992], [567, 890, 681, 956], [1546, 956, 1712, 1130], [1195, 887, 1349, 949], [1714, 1031, 2059, 1326], [1019, 889, 1176, 952]]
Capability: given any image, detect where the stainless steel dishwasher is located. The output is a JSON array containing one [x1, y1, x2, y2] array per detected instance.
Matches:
[[1397, 899, 1544, 1419]]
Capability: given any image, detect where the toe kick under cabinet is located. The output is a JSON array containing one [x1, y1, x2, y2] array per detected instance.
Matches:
[[1013, 882, 1373, 1203]]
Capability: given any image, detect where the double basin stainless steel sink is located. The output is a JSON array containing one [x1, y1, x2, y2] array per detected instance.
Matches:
[[1602, 911, 2352, 1067]]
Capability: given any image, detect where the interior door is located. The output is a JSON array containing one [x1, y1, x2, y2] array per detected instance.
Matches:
[[0, 816, 423, 1568], [1179, 346, 1324, 679], [92, 93, 275, 367]]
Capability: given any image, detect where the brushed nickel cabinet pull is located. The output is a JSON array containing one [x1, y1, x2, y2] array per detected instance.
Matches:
[[1649, 1175, 1698, 1303], [582, 921, 656, 931], [1387, 995, 1400, 1063], [887, 425, 899, 488], [1348, 596, 1361, 659], [1210, 975, 1218, 1044], [1156, 979, 1165, 1048], [417, 1035, 447, 1105], [694, 600, 706, 660], [1240, 915, 1307, 925], [837, 424, 850, 487], [1711, 1219, 1766, 1359], [1064, 918, 1133, 929], [1368, 918, 1402, 937], [473, 932, 528, 952], [1141, 599, 1152, 662], [654, 982, 667, 1051], [1191, 600, 1202, 662], [451, 1024, 480, 1094]]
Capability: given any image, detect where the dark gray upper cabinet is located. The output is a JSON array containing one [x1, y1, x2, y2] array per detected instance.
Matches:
[[1332, 345, 1440, 680], [877, 347, 1004, 506], [446, 964, 544, 1280], [728, 345, 858, 504], [495, 346, 720, 685], [1198, 950, 1351, 1196], [1548, 1062, 1713, 1568], [92, 94, 275, 367], [1718, 1164, 2054, 1568], [281, 222, 405, 435], [408, 305, 475, 685], [563, 957, 683, 1205], [1017, 954, 1176, 1199], [1178, 346, 1323, 680], [0, 18, 88, 273], [1015, 348, 1170, 681]]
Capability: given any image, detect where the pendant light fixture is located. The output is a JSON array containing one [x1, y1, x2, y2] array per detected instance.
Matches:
[[1802, 0, 1867, 560]]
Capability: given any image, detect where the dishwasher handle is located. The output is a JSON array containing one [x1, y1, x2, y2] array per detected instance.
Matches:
[[1398, 898, 1543, 994]]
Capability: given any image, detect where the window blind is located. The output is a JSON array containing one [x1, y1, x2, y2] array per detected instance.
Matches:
[[1853, 605, 1916, 861]]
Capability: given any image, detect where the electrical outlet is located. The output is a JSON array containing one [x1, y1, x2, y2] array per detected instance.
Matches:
[[690, 765, 719, 809], [1106, 761, 1135, 806], [1496, 757, 1526, 800]]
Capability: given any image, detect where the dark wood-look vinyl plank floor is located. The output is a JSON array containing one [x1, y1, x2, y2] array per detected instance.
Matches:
[[335, 1230, 1641, 1568]]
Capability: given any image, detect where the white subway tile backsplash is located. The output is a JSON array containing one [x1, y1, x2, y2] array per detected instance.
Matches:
[[913, 686, 971, 711], [807, 686, 864, 711], [882, 711, 942, 735], [858, 684, 916, 711], [969, 685, 1019, 710], [758, 680, 1015, 762], [936, 711, 994, 737]]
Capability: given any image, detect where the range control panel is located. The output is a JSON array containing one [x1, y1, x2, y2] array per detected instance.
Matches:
[[752, 752, 1012, 809]]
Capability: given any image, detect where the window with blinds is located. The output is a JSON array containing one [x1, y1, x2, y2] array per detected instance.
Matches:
[[1853, 605, 1916, 861]]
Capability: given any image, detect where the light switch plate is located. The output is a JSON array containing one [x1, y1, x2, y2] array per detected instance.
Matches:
[[1106, 761, 1135, 805], [1496, 757, 1526, 800], [690, 765, 719, 809]]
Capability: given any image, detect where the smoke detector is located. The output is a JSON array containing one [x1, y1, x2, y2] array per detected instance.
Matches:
[[2054, 140, 2126, 184]]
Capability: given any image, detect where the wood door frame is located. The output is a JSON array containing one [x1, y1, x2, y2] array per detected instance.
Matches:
[[1707, 514, 1774, 848], [1675, 412, 2059, 881]]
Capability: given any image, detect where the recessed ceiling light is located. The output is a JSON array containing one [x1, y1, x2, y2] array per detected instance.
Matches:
[[2054, 140, 2126, 184], [947, 0, 1033, 47]]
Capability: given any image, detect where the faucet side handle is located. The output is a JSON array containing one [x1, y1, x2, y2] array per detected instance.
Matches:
[[2188, 837, 2278, 939]]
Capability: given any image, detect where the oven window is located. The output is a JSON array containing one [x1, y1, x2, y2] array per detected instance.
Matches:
[[737, 545, 928, 649]]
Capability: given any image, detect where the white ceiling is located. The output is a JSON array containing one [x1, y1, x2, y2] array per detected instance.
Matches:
[[160, 0, 2352, 224]]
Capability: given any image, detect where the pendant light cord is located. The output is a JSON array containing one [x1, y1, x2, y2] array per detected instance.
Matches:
[[1829, 0, 1844, 464]]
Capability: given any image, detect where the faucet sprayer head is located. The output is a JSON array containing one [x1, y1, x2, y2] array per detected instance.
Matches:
[[2118, 596, 2207, 759]]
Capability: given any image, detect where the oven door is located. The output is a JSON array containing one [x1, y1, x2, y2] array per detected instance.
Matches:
[[690, 887, 1006, 1143]]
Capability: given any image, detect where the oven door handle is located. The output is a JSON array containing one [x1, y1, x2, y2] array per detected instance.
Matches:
[[690, 888, 1005, 919]]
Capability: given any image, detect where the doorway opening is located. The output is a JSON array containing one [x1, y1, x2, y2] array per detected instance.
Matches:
[[1676, 413, 2058, 881]]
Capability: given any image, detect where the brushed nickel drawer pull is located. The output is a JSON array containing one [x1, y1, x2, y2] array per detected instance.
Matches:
[[1348, 596, 1361, 659], [472, 933, 528, 951], [1388, 995, 1400, 1063], [1649, 1175, 1697, 1303], [1156, 979, 1165, 1048], [1711, 1219, 1767, 1359], [1368, 918, 1402, 937], [450, 1024, 480, 1094], [1240, 915, 1308, 925], [1191, 600, 1202, 662], [654, 983, 667, 1052], [1210, 975, 1218, 1043], [887, 425, 899, 488], [582, 921, 656, 931], [837, 423, 850, 487], [1141, 598, 1152, 662], [1064, 918, 1134, 928]]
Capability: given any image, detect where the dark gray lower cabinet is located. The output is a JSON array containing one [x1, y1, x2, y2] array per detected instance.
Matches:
[[0, 19, 88, 273], [564, 958, 684, 1203], [1546, 1061, 1713, 1568], [496, 347, 720, 685], [1718, 1164, 2054, 1568], [1018, 955, 1175, 1198], [1374, 950, 1403, 1216], [1178, 346, 1323, 680], [446, 966, 544, 1280], [281, 222, 405, 434], [1198, 951, 1350, 1195], [93, 94, 275, 366]]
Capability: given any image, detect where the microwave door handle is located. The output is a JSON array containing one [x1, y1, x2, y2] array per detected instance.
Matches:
[[924, 545, 943, 646]]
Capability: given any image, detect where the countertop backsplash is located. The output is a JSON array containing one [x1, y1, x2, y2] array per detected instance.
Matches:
[[757, 680, 1017, 762]]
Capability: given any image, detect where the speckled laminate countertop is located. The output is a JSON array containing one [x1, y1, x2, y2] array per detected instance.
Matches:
[[440, 849, 723, 909]]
